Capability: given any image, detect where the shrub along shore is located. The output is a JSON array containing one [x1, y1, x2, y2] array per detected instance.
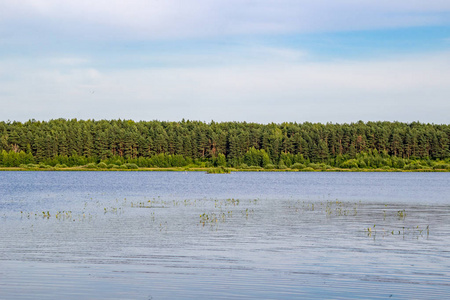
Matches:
[[0, 160, 448, 172], [0, 167, 448, 172]]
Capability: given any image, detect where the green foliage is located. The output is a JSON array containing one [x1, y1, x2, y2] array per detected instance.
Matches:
[[207, 166, 231, 174], [38, 164, 52, 169], [291, 163, 306, 169], [26, 163, 40, 169], [404, 162, 428, 170], [0, 120, 449, 170], [301, 167, 315, 172], [249, 165, 263, 170], [97, 162, 108, 169], [308, 163, 324, 170], [0, 150, 34, 167], [277, 160, 287, 169], [125, 163, 139, 169], [243, 147, 272, 168], [433, 162, 450, 170], [340, 159, 359, 169], [214, 153, 227, 167]]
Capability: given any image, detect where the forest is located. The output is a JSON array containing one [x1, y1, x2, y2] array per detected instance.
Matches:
[[0, 119, 449, 170]]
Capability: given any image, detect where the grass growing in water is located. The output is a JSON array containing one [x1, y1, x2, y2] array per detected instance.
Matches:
[[18, 196, 435, 241]]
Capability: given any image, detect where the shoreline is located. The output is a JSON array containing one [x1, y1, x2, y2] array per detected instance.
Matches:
[[1, 167, 448, 172]]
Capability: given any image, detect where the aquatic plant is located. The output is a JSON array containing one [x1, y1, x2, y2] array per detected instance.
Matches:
[[397, 209, 406, 220], [226, 198, 239, 206], [367, 225, 376, 237]]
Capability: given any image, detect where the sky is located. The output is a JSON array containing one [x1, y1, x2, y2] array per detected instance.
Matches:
[[0, 0, 449, 124]]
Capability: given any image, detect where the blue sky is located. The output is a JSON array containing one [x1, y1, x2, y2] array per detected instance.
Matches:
[[1, 0, 449, 123]]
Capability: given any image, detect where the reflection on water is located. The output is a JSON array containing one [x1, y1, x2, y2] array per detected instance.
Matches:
[[0, 172, 449, 299]]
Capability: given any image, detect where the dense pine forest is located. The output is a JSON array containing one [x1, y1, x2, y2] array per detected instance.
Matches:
[[1, 119, 449, 170]]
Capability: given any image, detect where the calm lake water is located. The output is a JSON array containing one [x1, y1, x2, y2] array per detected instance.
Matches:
[[1, 171, 449, 299]]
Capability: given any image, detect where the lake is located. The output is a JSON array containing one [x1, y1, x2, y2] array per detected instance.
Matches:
[[1, 171, 449, 299]]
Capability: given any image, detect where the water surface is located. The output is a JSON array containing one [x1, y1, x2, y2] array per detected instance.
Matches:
[[1, 172, 449, 299]]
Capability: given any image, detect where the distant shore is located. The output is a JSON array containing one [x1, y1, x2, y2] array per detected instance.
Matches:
[[1, 166, 448, 172]]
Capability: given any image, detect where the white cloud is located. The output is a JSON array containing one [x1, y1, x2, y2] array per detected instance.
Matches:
[[1, 1, 450, 39], [1, 1, 448, 123], [1, 51, 449, 123], [124, 45, 308, 68]]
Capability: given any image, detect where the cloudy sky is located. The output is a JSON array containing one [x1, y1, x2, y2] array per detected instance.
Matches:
[[1, 0, 449, 123]]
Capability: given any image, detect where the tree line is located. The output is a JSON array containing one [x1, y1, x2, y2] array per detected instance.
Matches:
[[1, 119, 449, 169]]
